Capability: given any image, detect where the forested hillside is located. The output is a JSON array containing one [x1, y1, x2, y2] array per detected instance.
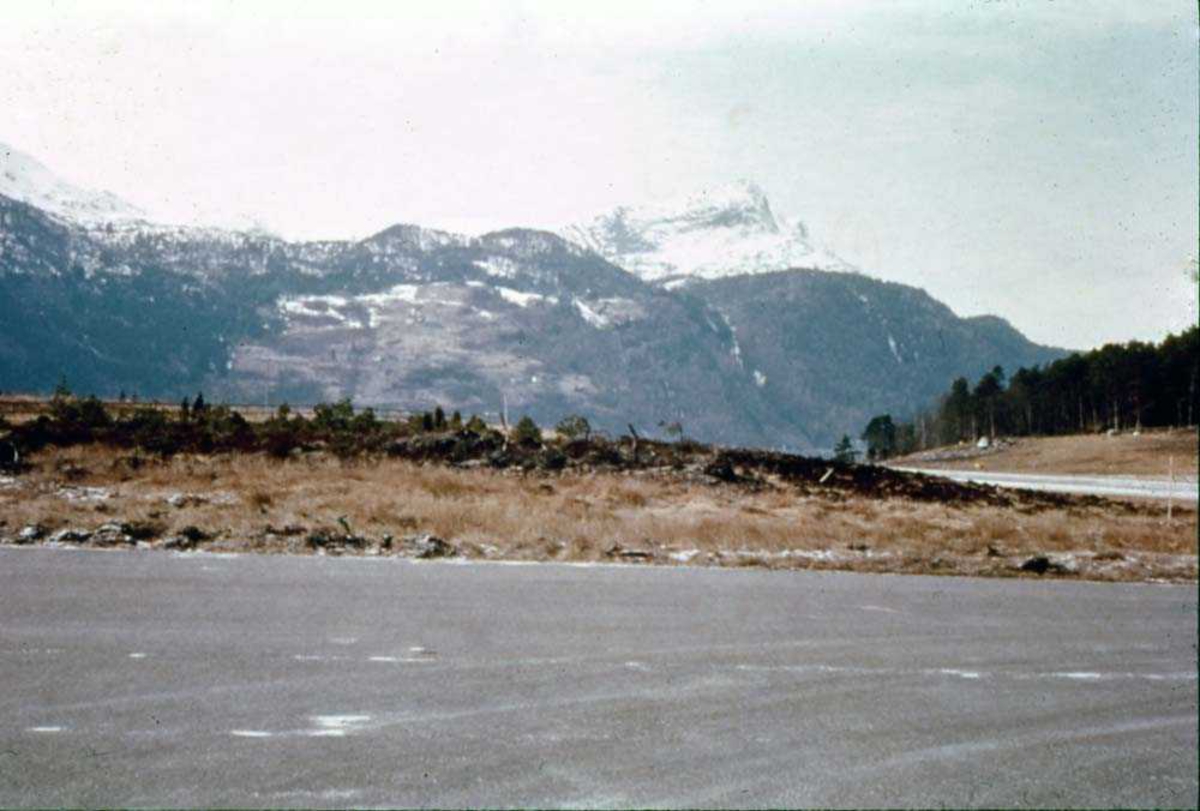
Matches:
[[861, 326, 1198, 458]]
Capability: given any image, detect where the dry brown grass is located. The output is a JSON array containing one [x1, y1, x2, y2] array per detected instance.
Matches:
[[2, 444, 1195, 582], [893, 429, 1199, 478]]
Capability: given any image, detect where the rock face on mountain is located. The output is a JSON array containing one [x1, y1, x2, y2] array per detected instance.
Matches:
[[561, 180, 854, 285], [0, 150, 1066, 450], [679, 271, 1064, 444]]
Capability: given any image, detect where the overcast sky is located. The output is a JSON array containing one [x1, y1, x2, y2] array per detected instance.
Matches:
[[1, 0, 1196, 349]]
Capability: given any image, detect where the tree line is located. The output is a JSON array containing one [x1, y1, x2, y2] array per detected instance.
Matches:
[[856, 325, 1198, 460]]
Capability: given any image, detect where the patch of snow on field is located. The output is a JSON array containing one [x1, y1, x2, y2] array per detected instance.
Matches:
[[496, 287, 556, 308], [360, 284, 420, 306], [57, 486, 111, 502], [473, 256, 520, 279], [887, 334, 902, 363]]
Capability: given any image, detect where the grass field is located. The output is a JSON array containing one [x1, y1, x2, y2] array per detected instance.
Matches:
[[2, 443, 1194, 583], [891, 429, 1198, 478]]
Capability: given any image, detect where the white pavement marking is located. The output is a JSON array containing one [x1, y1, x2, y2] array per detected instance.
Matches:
[[311, 714, 371, 735], [128, 652, 148, 659], [230, 730, 274, 738], [27, 726, 64, 733]]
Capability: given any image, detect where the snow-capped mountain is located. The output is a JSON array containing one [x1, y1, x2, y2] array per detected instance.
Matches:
[[0, 141, 146, 224], [0, 143, 1065, 449], [561, 180, 854, 285]]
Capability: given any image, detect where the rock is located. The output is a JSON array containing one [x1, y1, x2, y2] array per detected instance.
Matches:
[[1018, 554, 1078, 575], [976, 436, 991, 449], [703, 456, 740, 483], [0, 440, 19, 471], [91, 522, 136, 546], [265, 523, 306, 536], [605, 542, 654, 561], [405, 533, 458, 559], [1019, 555, 1051, 574], [167, 493, 208, 508], [17, 524, 44, 543], [306, 529, 369, 550], [48, 529, 92, 544], [162, 525, 209, 550]]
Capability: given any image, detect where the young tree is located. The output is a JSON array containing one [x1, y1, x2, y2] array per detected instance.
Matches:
[[833, 434, 858, 463], [433, 406, 447, 431]]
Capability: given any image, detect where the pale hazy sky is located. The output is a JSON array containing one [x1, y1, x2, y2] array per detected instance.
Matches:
[[1, 0, 1196, 349]]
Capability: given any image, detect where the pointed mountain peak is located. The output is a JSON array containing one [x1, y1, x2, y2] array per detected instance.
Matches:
[[559, 180, 852, 284]]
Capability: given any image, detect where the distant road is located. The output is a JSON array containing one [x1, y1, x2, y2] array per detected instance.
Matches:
[[894, 467, 1199, 502], [1, 547, 1196, 808]]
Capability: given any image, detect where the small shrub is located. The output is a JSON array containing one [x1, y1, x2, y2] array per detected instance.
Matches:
[[512, 415, 542, 447], [555, 414, 591, 441]]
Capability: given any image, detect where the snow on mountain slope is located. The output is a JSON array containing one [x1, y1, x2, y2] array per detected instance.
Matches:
[[560, 179, 854, 285], [0, 141, 278, 238], [0, 141, 146, 224]]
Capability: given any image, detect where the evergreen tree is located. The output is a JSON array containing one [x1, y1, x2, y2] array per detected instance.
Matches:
[[833, 434, 857, 463], [861, 414, 897, 460]]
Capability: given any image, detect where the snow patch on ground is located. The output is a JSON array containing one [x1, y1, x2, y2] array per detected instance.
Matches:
[[719, 312, 744, 368], [887, 334, 902, 364], [574, 298, 609, 328], [496, 287, 556, 308], [753, 370, 767, 387], [359, 284, 420, 306], [473, 256, 521, 279], [57, 486, 111, 502]]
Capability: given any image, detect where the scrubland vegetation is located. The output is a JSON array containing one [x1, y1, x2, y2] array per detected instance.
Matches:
[[0, 389, 1194, 583]]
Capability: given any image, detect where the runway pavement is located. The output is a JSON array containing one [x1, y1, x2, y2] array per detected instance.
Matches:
[[893, 467, 1199, 502], [0, 546, 1196, 808]]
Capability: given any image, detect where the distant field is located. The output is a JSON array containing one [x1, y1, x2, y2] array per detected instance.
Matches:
[[892, 429, 1198, 478], [0, 395, 406, 425]]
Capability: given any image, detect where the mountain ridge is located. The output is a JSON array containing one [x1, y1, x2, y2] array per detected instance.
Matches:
[[0, 145, 1066, 449]]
